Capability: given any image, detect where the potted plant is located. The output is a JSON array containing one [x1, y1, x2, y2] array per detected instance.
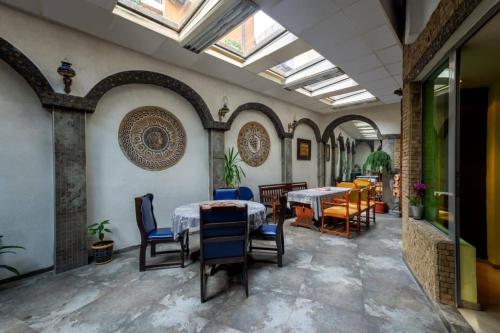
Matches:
[[0, 235, 24, 276], [88, 220, 113, 264], [224, 147, 246, 188], [407, 182, 426, 219]]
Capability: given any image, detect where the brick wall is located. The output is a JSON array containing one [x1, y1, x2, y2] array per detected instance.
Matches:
[[399, 0, 484, 305]]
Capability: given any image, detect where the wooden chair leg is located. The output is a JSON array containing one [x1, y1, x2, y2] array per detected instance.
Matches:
[[357, 213, 361, 232], [276, 236, 283, 267], [249, 239, 253, 253], [151, 243, 156, 257], [366, 209, 370, 228], [139, 242, 146, 272], [200, 264, 206, 303], [281, 232, 285, 255], [244, 262, 249, 298], [185, 231, 190, 257], [346, 217, 350, 239], [180, 238, 185, 268]]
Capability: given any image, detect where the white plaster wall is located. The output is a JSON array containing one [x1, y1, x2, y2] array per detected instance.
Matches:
[[87, 85, 209, 250], [0, 61, 54, 279], [320, 103, 401, 136], [224, 111, 281, 202], [354, 142, 372, 170], [292, 125, 318, 188]]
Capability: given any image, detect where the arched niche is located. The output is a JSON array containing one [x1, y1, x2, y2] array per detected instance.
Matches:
[[226, 102, 288, 139]]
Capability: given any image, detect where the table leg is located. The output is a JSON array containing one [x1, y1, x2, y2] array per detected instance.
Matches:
[[291, 205, 318, 230]]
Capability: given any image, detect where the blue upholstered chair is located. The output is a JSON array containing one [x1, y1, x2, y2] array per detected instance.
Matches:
[[238, 186, 254, 201], [213, 188, 238, 200], [249, 195, 286, 267], [134, 194, 186, 271], [199, 204, 248, 302]]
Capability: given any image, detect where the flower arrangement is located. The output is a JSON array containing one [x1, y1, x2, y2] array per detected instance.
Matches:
[[407, 182, 426, 207]]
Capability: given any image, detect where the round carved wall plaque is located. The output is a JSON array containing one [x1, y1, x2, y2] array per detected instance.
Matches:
[[118, 106, 186, 171], [237, 121, 270, 167]]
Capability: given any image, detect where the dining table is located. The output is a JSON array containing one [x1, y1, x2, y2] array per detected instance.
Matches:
[[286, 187, 350, 230], [172, 199, 266, 261]]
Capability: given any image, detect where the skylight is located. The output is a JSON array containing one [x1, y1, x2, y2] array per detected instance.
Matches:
[[216, 11, 286, 58], [270, 50, 323, 77], [303, 76, 358, 96], [321, 89, 376, 107], [118, 0, 206, 32], [353, 121, 379, 139]]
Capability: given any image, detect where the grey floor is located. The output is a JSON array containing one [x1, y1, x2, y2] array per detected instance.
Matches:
[[0, 215, 447, 333]]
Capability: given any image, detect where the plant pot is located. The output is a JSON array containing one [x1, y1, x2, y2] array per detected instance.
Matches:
[[91, 240, 114, 265], [375, 201, 387, 214], [410, 205, 424, 220]]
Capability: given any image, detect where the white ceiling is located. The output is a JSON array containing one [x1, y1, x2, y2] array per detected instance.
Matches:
[[0, 0, 403, 113]]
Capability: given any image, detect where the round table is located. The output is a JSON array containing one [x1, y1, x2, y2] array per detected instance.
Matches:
[[172, 200, 266, 239]]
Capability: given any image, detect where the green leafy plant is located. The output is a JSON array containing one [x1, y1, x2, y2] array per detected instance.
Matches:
[[363, 150, 392, 173], [88, 220, 112, 243], [0, 235, 24, 276], [224, 147, 246, 188]]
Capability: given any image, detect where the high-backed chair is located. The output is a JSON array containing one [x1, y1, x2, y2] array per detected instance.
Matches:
[[134, 194, 185, 271], [199, 203, 248, 302], [320, 189, 361, 238], [238, 186, 254, 201], [213, 188, 238, 200], [249, 195, 286, 267], [353, 187, 371, 229]]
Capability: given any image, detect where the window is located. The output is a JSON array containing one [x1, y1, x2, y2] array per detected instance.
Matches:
[[320, 89, 376, 107], [269, 50, 324, 77], [216, 11, 286, 58], [422, 63, 451, 234], [118, 0, 206, 32]]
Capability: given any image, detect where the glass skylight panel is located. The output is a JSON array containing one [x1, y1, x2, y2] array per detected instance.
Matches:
[[303, 74, 348, 91], [270, 50, 323, 77], [118, 0, 206, 31], [321, 89, 376, 107], [285, 59, 336, 84], [216, 10, 286, 58]]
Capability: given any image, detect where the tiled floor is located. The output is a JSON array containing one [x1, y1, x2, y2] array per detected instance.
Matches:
[[0, 215, 447, 333]]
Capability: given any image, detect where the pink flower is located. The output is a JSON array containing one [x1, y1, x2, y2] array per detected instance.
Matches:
[[413, 182, 426, 198]]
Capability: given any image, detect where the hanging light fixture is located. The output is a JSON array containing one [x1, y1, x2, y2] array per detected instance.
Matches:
[[57, 60, 76, 94], [218, 96, 230, 121]]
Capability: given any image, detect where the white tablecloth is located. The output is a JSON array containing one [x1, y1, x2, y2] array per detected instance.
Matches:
[[287, 187, 349, 220], [172, 200, 266, 239]]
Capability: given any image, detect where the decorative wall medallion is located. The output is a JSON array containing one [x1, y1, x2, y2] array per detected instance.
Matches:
[[118, 106, 186, 171], [237, 122, 270, 167]]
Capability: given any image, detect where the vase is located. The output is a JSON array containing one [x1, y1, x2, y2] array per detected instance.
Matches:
[[410, 205, 424, 220]]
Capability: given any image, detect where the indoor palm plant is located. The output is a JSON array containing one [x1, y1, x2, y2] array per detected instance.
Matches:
[[0, 235, 24, 276], [224, 147, 246, 188], [88, 220, 113, 264], [407, 182, 426, 219]]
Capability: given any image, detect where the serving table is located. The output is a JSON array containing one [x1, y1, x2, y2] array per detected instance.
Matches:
[[287, 187, 349, 230]]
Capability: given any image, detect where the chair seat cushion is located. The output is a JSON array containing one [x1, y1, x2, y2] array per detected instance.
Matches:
[[252, 224, 277, 237], [148, 228, 174, 240], [323, 206, 359, 217], [349, 203, 369, 211]]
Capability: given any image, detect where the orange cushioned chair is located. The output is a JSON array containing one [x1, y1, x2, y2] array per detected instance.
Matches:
[[320, 189, 361, 239]]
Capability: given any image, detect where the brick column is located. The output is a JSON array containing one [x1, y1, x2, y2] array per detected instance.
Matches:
[[53, 109, 87, 273], [281, 137, 292, 183], [209, 129, 225, 196], [318, 142, 325, 186]]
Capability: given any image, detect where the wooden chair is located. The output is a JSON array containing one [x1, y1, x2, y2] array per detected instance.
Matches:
[[199, 204, 248, 302], [249, 195, 286, 267], [353, 187, 371, 229], [336, 181, 356, 189], [213, 188, 238, 200], [353, 178, 371, 188], [134, 194, 185, 271], [320, 189, 361, 238]]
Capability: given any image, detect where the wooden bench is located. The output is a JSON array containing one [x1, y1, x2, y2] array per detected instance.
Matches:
[[259, 182, 307, 222]]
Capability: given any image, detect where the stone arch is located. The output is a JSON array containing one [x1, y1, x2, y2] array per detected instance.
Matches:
[[84, 70, 215, 129], [291, 118, 321, 142], [0, 37, 54, 103], [321, 114, 382, 143], [226, 102, 288, 139]]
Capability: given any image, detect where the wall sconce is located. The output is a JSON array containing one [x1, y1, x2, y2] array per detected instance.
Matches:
[[57, 60, 76, 94], [287, 114, 297, 133], [218, 96, 229, 121]]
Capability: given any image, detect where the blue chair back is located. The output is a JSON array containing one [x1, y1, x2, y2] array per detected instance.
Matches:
[[213, 188, 238, 200], [135, 193, 158, 238], [199, 204, 248, 261], [238, 186, 254, 201]]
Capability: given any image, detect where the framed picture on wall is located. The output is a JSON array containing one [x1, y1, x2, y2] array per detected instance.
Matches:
[[297, 138, 312, 160], [325, 144, 331, 161]]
